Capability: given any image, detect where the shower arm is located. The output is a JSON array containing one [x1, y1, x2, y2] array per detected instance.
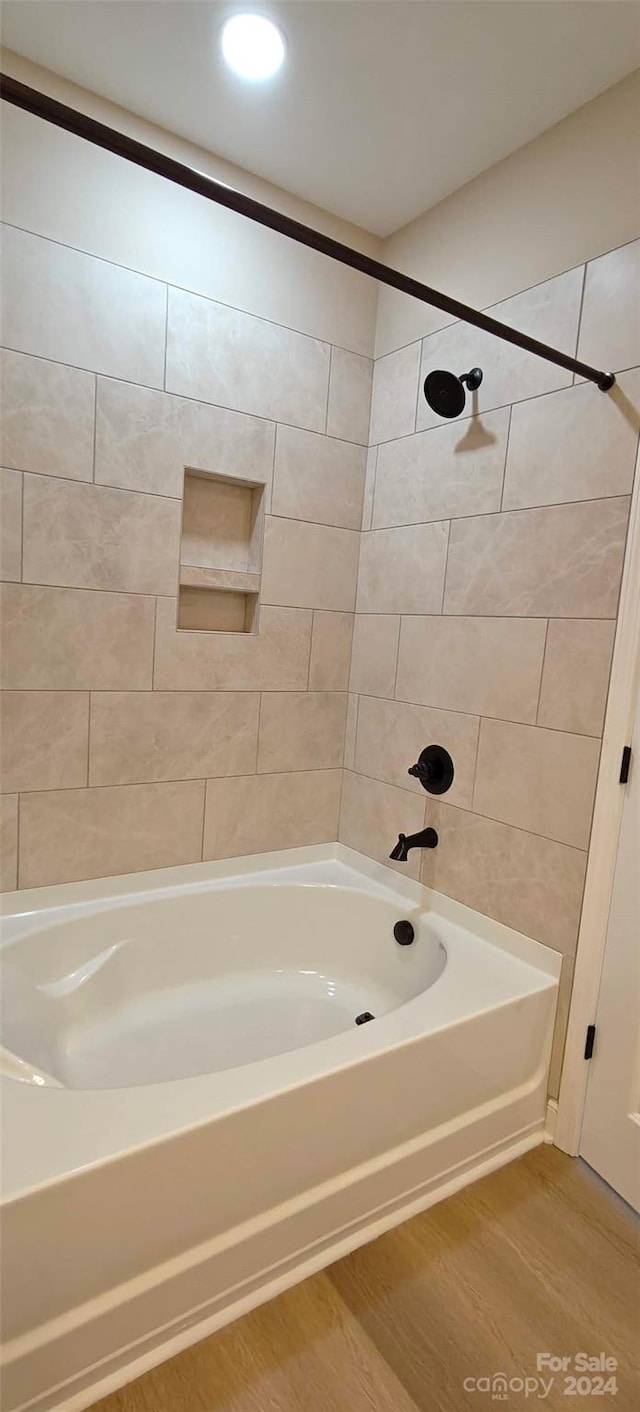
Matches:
[[0, 73, 615, 393]]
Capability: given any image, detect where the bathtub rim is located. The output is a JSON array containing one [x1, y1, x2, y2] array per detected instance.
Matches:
[[1, 843, 561, 1204]]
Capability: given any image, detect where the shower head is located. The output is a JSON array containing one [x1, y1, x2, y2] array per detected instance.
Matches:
[[423, 367, 483, 419]]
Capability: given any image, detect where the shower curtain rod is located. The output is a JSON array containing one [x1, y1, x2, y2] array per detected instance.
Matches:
[[1, 74, 615, 392]]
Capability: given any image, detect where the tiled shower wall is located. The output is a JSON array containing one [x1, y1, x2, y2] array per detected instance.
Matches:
[[339, 238, 640, 1093], [0, 223, 373, 889]]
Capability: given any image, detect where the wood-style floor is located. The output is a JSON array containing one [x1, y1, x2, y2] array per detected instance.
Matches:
[[92, 1145, 639, 1412]]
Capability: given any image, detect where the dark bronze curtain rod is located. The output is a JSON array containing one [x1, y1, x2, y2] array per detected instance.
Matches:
[[1, 73, 615, 392]]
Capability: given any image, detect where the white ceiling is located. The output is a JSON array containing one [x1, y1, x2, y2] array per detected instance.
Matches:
[[2, 1, 640, 236]]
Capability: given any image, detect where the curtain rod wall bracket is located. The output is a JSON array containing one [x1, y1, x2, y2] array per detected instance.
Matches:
[[0, 73, 616, 395]]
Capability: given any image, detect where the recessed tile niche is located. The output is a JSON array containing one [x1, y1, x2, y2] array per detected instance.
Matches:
[[178, 470, 264, 633]]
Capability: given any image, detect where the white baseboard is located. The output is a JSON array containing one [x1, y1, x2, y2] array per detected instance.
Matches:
[[8, 1114, 545, 1412]]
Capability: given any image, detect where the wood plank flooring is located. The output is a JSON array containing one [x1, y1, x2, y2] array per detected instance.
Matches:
[[92, 1145, 639, 1412]]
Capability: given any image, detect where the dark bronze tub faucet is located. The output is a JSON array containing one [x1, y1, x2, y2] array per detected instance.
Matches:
[[389, 827, 438, 862]]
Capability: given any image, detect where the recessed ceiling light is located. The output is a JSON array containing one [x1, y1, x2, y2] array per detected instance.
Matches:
[[220, 14, 286, 82]]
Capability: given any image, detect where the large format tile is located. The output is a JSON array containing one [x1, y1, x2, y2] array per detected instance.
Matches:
[[578, 240, 640, 374], [19, 781, 205, 889], [22, 476, 181, 595], [166, 287, 330, 430], [95, 379, 275, 499], [396, 616, 546, 723], [357, 522, 449, 614], [258, 692, 347, 773], [309, 611, 353, 690], [261, 517, 359, 611], [339, 770, 426, 881], [473, 718, 600, 849], [204, 770, 341, 859], [444, 498, 630, 618], [1, 692, 89, 793], [326, 347, 373, 445], [503, 372, 640, 511], [272, 425, 366, 529], [0, 583, 155, 690], [537, 619, 615, 737], [89, 692, 260, 786], [354, 697, 479, 809], [0, 226, 166, 387], [0, 794, 18, 891], [373, 407, 509, 528], [0, 349, 95, 481], [417, 266, 584, 431], [153, 599, 312, 691], [0, 468, 22, 582], [369, 342, 421, 444], [420, 801, 587, 954], [349, 615, 400, 698]]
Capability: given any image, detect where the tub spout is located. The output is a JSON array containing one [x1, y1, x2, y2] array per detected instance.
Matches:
[[389, 827, 438, 862]]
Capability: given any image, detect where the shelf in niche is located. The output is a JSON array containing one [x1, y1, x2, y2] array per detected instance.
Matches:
[[177, 468, 264, 635]]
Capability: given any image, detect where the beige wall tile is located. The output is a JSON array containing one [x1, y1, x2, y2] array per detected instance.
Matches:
[[344, 694, 359, 770], [349, 614, 400, 698], [361, 448, 377, 532], [272, 425, 366, 530], [95, 379, 275, 499], [19, 781, 205, 889], [0, 583, 155, 690], [1, 691, 89, 793], [309, 611, 354, 690], [0, 349, 95, 481], [204, 769, 341, 859], [0, 468, 22, 582], [444, 498, 630, 618], [417, 267, 583, 431], [0, 226, 166, 387], [396, 616, 546, 723], [548, 956, 575, 1100], [578, 240, 640, 374], [357, 522, 449, 614], [22, 476, 181, 595], [373, 407, 509, 528], [537, 619, 615, 737], [0, 794, 18, 891], [89, 692, 260, 787], [257, 692, 347, 773], [339, 770, 426, 880], [473, 718, 600, 848], [503, 371, 640, 511], [153, 598, 312, 691], [261, 517, 359, 611], [421, 801, 586, 954], [369, 342, 421, 444], [355, 696, 479, 809], [166, 287, 330, 430], [326, 347, 373, 445]]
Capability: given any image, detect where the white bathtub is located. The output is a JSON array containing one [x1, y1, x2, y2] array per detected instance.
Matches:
[[0, 843, 560, 1412]]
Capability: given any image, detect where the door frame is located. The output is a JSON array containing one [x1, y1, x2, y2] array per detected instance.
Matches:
[[555, 444, 640, 1154]]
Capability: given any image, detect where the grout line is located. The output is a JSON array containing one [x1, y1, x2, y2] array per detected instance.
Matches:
[[307, 612, 315, 688], [391, 615, 403, 700], [151, 596, 159, 689], [198, 778, 207, 863], [499, 404, 513, 512], [572, 264, 588, 383], [162, 284, 169, 392], [439, 520, 452, 616], [535, 619, 551, 726], [15, 792, 20, 889], [86, 691, 92, 787], [324, 345, 333, 435], [411, 341, 423, 434], [91, 375, 98, 483], [19, 469, 25, 582]]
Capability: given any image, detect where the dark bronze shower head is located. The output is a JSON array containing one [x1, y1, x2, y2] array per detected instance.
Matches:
[[423, 367, 483, 418]]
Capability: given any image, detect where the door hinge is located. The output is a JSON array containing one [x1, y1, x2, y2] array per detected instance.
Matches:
[[619, 745, 632, 784], [584, 1024, 596, 1060]]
